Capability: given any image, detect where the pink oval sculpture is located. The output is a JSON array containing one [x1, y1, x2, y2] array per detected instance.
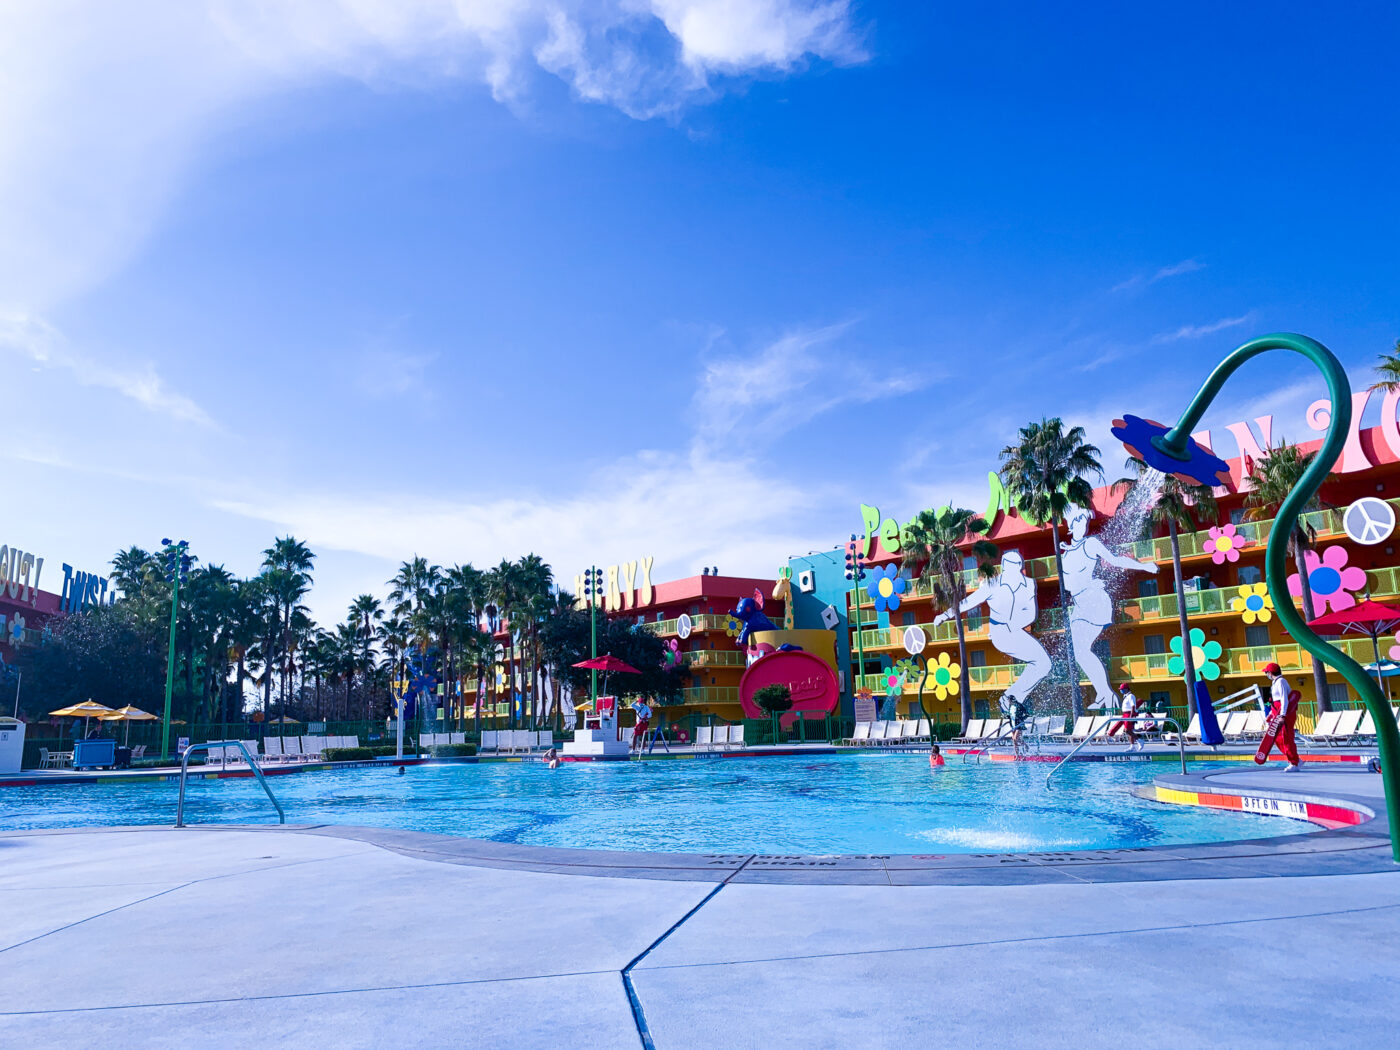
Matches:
[[739, 650, 840, 728]]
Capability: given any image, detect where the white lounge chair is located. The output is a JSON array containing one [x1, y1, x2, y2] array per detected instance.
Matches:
[[450, 732, 466, 745], [1329, 709, 1364, 745], [729, 724, 747, 749], [1306, 710, 1341, 744], [130, 745, 147, 762], [899, 720, 919, 742], [536, 731, 554, 750], [847, 722, 871, 746], [1357, 710, 1376, 742], [261, 736, 283, 763], [1065, 716, 1094, 742], [695, 725, 713, 751], [954, 718, 984, 743], [915, 718, 931, 742], [1163, 714, 1200, 743], [479, 730, 498, 753]]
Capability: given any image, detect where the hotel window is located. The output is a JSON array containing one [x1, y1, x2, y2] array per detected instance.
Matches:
[[1327, 683, 1350, 707], [902, 612, 916, 626], [1238, 565, 1262, 586], [1138, 579, 1159, 598], [1149, 691, 1171, 711], [962, 555, 977, 571], [1230, 508, 1246, 525], [1143, 634, 1166, 655], [1244, 624, 1270, 648], [969, 650, 986, 667]]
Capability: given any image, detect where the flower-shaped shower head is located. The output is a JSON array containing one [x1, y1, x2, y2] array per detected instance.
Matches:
[[1111, 414, 1232, 487]]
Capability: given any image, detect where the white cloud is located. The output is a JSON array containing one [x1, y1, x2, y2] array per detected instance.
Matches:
[[1111, 258, 1206, 294], [0, 0, 863, 312], [1151, 313, 1251, 344], [352, 347, 437, 400], [694, 324, 926, 447], [0, 312, 214, 426]]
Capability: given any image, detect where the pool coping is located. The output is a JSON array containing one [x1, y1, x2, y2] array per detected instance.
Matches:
[[2, 768, 1392, 886]]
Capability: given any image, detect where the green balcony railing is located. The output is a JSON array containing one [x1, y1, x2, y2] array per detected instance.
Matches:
[[644, 614, 735, 638], [679, 686, 741, 706], [685, 649, 748, 668]]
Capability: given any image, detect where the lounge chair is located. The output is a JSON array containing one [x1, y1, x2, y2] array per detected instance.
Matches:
[[729, 724, 747, 750], [260, 736, 282, 763], [954, 718, 983, 744], [1239, 712, 1266, 740], [915, 718, 931, 742], [1331, 709, 1364, 745], [846, 722, 871, 746], [1305, 710, 1340, 744], [1356, 710, 1377, 743], [1063, 716, 1093, 742], [695, 725, 713, 751], [536, 730, 554, 750], [130, 744, 147, 762], [479, 730, 498, 753], [899, 720, 918, 742], [1163, 714, 1201, 743], [450, 732, 466, 745]]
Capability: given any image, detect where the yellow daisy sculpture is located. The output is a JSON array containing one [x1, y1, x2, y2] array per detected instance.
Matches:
[[929, 652, 962, 700], [1231, 583, 1274, 624]]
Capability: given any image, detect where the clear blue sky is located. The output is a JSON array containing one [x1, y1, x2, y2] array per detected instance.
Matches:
[[1, 2, 1396, 623]]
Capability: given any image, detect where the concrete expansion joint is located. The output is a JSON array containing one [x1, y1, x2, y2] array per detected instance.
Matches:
[[621, 857, 754, 1049]]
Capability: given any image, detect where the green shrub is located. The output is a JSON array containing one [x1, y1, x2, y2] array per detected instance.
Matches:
[[369, 744, 407, 757], [429, 743, 476, 758], [752, 684, 793, 715], [324, 747, 374, 762]]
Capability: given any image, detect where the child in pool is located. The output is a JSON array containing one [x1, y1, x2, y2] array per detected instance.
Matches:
[[543, 747, 561, 770], [929, 744, 945, 769]]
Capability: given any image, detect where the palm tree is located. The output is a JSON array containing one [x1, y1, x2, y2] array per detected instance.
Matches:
[[901, 508, 998, 732], [226, 577, 265, 724], [261, 537, 315, 714], [514, 554, 554, 725], [1369, 338, 1400, 392], [1244, 443, 1336, 712], [999, 418, 1102, 716], [487, 560, 523, 728], [349, 594, 383, 716], [1115, 460, 1218, 717], [377, 612, 411, 720]]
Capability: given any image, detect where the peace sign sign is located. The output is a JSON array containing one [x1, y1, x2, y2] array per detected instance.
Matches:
[[1344, 497, 1396, 546]]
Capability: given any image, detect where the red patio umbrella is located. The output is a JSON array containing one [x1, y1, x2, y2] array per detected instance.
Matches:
[[572, 654, 641, 674], [1308, 598, 1400, 699]]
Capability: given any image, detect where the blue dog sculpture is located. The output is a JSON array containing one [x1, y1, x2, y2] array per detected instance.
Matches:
[[733, 596, 779, 647]]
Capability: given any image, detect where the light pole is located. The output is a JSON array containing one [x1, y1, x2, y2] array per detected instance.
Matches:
[[159, 539, 190, 762], [844, 535, 868, 701], [11, 669, 20, 719], [582, 567, 603, 703]]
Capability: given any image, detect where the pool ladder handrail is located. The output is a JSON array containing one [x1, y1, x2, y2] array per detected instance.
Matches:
[[1045, 716, 1186, 787], [962, 722, 1040, 763], [175, 741, 285, 827]]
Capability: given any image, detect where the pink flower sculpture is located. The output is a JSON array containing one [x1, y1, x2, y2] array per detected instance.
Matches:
[[1206, 522, 1248, 564], [1288, 544, 1367, 614]]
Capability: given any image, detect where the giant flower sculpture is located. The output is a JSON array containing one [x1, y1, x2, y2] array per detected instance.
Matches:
[[1207, 523, 1248, 564], [928, 652, 961, 700], [1288, 544, 1367, 614], [1168, 628, 1223, 680], [866, 564, 907, 613], [724, 614, 744, 640], [1230, 583, 1274, 624]]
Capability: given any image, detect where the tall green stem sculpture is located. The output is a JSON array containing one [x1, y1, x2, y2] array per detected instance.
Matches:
[[1114, 333, 1400, 861]]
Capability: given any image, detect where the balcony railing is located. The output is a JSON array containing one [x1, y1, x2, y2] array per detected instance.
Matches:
[[680, 686, 741, 705], [685, 649, 748, 668], [644, 614, 734, 637]]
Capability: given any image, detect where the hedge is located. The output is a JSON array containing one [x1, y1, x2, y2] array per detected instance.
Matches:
[[323, 747, 374, 762], [429, 743, 476, 758]]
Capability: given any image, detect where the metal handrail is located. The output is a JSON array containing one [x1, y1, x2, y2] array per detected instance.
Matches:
[[1045, 716, 1186, 786], [960, 721, 1032, 763], [176, 741, 285, 827]]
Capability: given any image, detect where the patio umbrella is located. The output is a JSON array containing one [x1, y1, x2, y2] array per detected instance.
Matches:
[[572, 653, 641, 704], [1308, 598, 1400, 700], [50, 700, 117, 739], [100, 705, 158, 746]]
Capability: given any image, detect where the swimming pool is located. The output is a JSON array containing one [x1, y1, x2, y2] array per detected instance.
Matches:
[[1, 753, 1312, 854]]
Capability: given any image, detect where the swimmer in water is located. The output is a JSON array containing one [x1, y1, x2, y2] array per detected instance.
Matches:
[[543, 747, 561, 770], [929, 743, 945, 769]]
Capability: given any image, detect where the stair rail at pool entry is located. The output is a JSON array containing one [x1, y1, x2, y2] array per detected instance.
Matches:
[[175, 741, 285, 827], [1113, 332, 1400, 861], [1046, 716, 1186, 786]]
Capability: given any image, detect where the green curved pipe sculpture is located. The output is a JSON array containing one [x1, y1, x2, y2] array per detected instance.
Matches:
[[1114, 332, 1400, 861]]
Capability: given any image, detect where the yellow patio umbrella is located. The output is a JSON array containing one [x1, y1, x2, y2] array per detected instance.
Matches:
[[50, 700, 117, 739], [100, 705, 157, 746]]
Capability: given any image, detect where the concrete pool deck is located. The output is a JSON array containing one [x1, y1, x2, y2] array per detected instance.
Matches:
[[1, 766, 1397, 1048]]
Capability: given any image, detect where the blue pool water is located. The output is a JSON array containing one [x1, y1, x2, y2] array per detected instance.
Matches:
[[2, 754, 1308, 854]]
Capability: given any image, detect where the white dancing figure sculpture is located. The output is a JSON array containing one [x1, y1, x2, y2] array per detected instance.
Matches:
[[933, 551, 1051, 719], [1060, 504, 1157, 710]]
